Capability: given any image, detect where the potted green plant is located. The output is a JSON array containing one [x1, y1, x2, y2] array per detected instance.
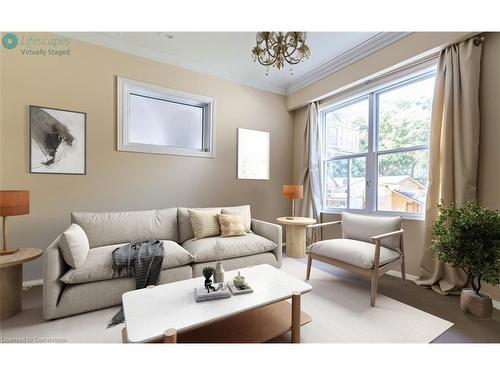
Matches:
[[432, 200, 500, 319]]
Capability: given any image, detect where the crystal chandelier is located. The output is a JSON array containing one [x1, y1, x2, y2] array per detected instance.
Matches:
[[252, 32, 311, 75]]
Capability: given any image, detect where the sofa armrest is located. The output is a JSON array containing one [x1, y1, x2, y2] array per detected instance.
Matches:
[[43, 236, 68, 320], [251, 219, 282, 267]]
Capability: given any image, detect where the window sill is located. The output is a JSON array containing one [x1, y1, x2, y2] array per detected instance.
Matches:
[[321, 209, 425, 221]]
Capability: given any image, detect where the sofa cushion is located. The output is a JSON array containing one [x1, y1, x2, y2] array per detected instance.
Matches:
[[221, 205, 252, 232], [59, 224, 90, 268], [309, 238, 401, 269], [60, 240, 193, 284], [182, 233, 276, 263], [217, 214, 246, 237], [188, 209, 221, 239], [178, 207, 222, 243], [71, 208, 178, 248], [341, 212, 402, 251]]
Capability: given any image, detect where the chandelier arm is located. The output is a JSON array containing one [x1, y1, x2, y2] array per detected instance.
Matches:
[[265, 36, 278, 59], [258, 55, 277, 66]]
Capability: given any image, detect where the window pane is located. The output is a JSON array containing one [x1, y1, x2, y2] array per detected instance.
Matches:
[[349, 157, 366, 209], [325, 99, 368, 157], [378, 76, 434, 150], [325, 159, 348, 209], [129, 94, 204, 150], [377, 149, 429, 213]]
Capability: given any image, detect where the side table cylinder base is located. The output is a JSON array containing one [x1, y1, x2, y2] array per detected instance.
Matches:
[[0, 264, 22, 320], [286, 225, 307, 258]]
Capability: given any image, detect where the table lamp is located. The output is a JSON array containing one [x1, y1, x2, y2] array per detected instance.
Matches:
[[282, 185, 303, 219], [0, 190, 30, 255]]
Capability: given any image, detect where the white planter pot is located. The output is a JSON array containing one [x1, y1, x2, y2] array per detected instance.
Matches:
[[460, 288, 493, 319]]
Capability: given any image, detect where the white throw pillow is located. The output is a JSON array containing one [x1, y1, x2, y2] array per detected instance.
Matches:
[[59, 223, 90, 268], [221, 205, 252, 232]]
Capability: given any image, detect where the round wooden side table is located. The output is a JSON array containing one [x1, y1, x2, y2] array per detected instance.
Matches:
[[0, 248, 43, 320], [277, 217, 316, 258]]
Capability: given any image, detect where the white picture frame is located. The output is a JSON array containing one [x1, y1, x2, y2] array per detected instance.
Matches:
[[117, 77, 216, 158], [237, 128, 270, 180]]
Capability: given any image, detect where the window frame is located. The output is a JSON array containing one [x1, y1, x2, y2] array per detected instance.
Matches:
[[117, 77, 216, 158], [320, 68, 436, 219]]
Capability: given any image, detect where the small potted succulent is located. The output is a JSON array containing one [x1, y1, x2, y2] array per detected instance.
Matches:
[[432, 200, 500, 319], [202, 266, 216, 292]]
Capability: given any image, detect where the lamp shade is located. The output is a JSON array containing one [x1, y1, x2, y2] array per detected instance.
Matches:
[[0, 190, 30, 216], [282, 185, 303, 200]]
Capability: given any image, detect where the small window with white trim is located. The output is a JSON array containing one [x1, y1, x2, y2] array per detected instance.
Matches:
[[117, 77, 215, 158], [321, 67, 436, 218]]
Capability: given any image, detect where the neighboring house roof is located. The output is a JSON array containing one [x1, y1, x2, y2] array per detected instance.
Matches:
[[389, 187, 425, 205], [377, 175, 427, 190]]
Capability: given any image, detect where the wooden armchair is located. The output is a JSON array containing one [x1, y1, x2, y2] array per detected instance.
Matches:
[[306, 212, 406, 307]]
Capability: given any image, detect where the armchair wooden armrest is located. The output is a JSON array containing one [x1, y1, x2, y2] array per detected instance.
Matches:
[[370, 229, 404, 242], [307, 221, 342, 229]]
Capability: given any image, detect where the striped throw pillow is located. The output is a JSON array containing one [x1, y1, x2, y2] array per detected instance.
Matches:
[[217, 214, 246, 237], [188, 209, 221, 239]]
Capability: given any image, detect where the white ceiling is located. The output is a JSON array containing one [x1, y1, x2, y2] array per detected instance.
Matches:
[[62, 32, 410, 95]]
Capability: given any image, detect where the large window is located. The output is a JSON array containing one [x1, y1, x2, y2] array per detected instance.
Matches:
[[321, 69, 435, 217]]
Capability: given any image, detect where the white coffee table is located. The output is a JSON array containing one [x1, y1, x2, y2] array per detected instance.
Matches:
[[122, 264, 312, 343]]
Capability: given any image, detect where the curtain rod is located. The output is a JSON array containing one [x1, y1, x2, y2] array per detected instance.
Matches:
[[473, 36, 485, 46]]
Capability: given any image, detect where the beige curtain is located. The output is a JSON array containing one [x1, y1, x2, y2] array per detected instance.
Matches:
[[298, 102, 322, 244], [415, 37, 483, 294]]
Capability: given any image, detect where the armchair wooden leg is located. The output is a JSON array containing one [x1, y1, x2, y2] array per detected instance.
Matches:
[[400, 259, 407, 284], [370, 276, 379, 307], [306, 252, 312, 280]]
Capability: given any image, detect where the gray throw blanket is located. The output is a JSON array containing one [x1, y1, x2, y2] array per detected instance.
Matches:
[[107, 240, 164, 328]]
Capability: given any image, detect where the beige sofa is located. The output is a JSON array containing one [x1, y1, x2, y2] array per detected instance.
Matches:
[[43, 205, 282, 319]]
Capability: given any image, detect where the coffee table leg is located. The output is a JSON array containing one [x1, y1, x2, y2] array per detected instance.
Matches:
[[291, 291, 301, 343], [163, 328, 177, 343], [122, 327, 128, 343]]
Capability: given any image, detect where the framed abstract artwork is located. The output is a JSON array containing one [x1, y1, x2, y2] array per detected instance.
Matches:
[[30, 105, 86, 175], [237, 128, 270, 180]]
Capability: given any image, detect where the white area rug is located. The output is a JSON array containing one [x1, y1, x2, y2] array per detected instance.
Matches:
[[0, 258, 452, 343], [282, 257, 453, 343]]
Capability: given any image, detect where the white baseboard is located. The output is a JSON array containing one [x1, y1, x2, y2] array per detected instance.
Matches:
[[22, 278, 43, 290], [385, 270, 500, 311], [386, 270, 419, 282]]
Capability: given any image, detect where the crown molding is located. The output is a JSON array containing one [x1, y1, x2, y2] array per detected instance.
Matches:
[[57, 32, 288, 95], [285, 32, 412, 95], [58, 32, 411, 97]]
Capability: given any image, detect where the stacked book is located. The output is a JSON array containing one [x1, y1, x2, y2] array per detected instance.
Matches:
[[194, 285, 231, 302]]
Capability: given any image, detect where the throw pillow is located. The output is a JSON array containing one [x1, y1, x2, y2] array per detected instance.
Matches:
[[217, 214, 246, 237], [188, 209, 221, 239], [221, 205, 252, 232], [59, 223, 90, 268]]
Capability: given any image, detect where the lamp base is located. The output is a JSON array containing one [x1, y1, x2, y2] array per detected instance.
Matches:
[[0, 248, 19, 256]]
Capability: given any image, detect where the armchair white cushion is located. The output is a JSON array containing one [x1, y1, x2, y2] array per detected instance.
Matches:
[[309, 239, 400, 269]]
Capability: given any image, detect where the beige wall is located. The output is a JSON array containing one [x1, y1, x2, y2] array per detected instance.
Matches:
[[0, 33, 294, 281], [291, 32, 500, 301]]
